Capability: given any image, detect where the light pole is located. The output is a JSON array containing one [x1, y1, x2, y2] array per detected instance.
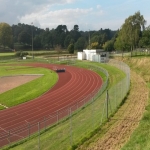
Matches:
[[89, 29, 91, 50], [31, 22, 34, 59]]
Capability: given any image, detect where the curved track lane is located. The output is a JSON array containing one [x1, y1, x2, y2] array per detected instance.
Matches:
[[0, 63, 103, 147]]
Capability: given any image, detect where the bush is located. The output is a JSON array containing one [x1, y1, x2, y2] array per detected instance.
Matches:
[[67, 44, 74, 54]]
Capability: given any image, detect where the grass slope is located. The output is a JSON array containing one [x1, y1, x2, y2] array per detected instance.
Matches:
[[120, 57, 150, 150]]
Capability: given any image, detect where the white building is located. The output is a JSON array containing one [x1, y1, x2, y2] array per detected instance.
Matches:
[[77, 49, 109, 63]]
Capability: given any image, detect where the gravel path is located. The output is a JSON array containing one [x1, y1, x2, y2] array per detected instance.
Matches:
[[78, 70, 149, 150]]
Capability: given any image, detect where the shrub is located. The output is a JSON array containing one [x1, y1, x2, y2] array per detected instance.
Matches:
[[67, 44, 74, 54]]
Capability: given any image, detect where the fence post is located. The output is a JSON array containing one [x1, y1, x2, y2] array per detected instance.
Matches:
[[44, 117, 46, 131], [77, 101, 78, 110], [38, 122, 40, 150], [100, 95, 107, 125], [57, 110, 59, 124], [8, 130, 11, 147], [91, 97, 94, 129], [106, 90, 109, 120], [115, 85, 116, 109], [69, 108, 73, 146], [28, 123, 30, 138]]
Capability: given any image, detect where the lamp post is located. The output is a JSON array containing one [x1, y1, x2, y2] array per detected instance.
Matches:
[[31, 22, 34, 59], [89, 29, 91, 50]]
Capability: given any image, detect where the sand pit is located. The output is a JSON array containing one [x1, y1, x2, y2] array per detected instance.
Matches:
[[0, 75, 42, 94]]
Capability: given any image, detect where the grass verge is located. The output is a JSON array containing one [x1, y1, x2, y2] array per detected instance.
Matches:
[[119, 57, 150, 150]]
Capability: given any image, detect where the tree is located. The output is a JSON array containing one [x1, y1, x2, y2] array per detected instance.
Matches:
[[73, 25, 79, 31], [139, 25, 150, 48], [67, 44, 74, 54], [55, 44, 62, 60], [33, 35, 42, 49], [0, 22, 13, 48], [74, 37, 87, 51], [41, 29, 52, 49], [64, 35, 72, 48], [90, 35, 99, 44], [18, 31, 31, 44], [70, 25, 81, 42], [55, 25, 68, 47], [116, 11, 146, 54], [91, 42, 99, 49], [114, 29, 131, 58], [103, 40, 114, 51]]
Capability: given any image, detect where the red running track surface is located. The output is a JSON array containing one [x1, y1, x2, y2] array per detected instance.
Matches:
[[0, 63, 103, 147]]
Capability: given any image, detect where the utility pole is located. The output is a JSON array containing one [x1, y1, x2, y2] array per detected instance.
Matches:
[[89, 29, 91, 50], [31, 22, 34, 59]]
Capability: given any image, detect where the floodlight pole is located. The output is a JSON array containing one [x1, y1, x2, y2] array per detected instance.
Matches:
[[31, 22, 34, 59], [89, 29, 91, 50]]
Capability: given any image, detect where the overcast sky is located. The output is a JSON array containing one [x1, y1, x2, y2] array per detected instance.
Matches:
[[0, 0, 149, 31]]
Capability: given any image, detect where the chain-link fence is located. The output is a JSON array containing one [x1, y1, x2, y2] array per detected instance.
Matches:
[[0, 59, 130, 150]]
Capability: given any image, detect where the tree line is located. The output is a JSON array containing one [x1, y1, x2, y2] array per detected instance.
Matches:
[[0, 11, 150, 53], [0, 23, 116, 52]]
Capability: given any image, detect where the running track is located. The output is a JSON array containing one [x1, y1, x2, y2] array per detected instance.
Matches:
[[0, 63, 103, 147]]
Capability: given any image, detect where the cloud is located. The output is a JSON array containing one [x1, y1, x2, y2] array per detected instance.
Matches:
[[0, 0, 76, 25], [96, 5, 101, 9], [20, 8, 94, 30]]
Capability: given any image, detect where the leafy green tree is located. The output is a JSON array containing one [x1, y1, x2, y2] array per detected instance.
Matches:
[[91, 42, 99, 49], [70, 25, 81, 42], [18, 31, 31, 44], [64, 35, 72, 48], [91, 35, 99, 43], [114, 30, 130, 57], [55, 25, 68, 47], [139, 25, 150, 48], [74, 37, 87, 51], [73, 25, 79, 31], [101, 33, 108, 45], [116, 11, 146, 54], [67, 43, 74, 54], [33, 35, 42, 49], [55, 44, 62, 60], [0, 22, 13, 48], [59, 32, 66, 47], [41, 29, 52, 49], [103, 40, 114, 51]]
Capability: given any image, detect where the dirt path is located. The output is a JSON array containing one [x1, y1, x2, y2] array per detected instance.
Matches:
[[78, 70, 149, 150]]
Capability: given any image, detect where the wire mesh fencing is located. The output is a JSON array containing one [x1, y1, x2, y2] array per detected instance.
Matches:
[[0, 59, 130, 150]]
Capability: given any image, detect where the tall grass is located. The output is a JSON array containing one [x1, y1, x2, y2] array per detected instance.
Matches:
[[120, 57, 150, 150]]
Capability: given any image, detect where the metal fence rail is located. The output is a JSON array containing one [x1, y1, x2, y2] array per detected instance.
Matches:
[[0, 59, 130, 150]]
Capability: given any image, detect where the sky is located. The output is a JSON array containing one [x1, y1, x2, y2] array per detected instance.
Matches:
[[0, 0, 150, 31]]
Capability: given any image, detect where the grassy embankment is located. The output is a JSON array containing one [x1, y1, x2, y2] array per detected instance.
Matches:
[[1, 60, 126, 150], [120, 57, 150, 150]]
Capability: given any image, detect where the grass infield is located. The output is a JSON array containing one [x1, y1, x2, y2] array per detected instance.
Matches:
[[0, 65, 58, 109]]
